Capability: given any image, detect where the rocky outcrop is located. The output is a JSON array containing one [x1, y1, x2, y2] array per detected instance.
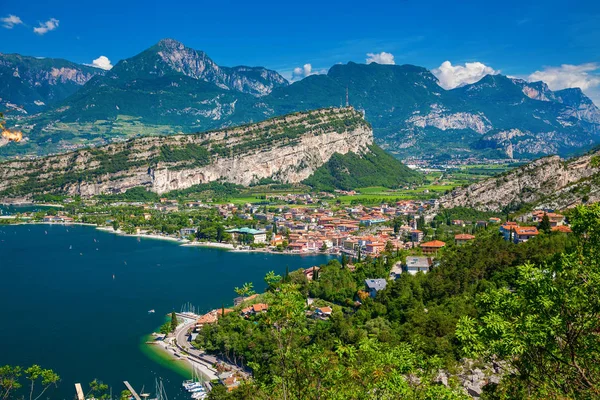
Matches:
[[0, 53, 104, 113], [0, 108, 372, 198], [407, 109, 492, 134], [438, 150, 600, 211]]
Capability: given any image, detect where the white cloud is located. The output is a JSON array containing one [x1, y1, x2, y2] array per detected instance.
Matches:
[[432, 61, 499, 89], [292, 64, 313, 80], [1, 14, 23, 29], [527, 63, 600, 91], [33, 18, 59, 35], [289, 63, 326, 81], [87, 56, 113, 70], [366, 52, 395, 65]]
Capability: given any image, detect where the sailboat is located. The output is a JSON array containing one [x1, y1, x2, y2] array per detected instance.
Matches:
[[149, 378, 169, 400], [183, 366, 207, 398]]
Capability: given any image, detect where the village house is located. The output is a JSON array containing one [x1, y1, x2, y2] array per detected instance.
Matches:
[[270, 234, 285, 246], [552, 225, 572, 233], [532, 211, 565, 227], [304, 266, 320, 280], [226, 227, 267, 244], [365, 279, 387, 298], [420, 240, 446, 254], [455, 233, 475, 245], [411, 229, 424, 242], [404, 256, 432, 275], [513, 226, 539, 243], [195, 310, 219, 330], [314, 306, 333, 320], [180, 227, 197, 237], [499, 222, 519, 241], [218, 371, 242, 392], [241, 303, 269, 317]]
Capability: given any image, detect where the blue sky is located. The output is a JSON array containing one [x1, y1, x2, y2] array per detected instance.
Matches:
[[1, 0, 600, 102]]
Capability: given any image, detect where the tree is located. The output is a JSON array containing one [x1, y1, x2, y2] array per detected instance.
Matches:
[[0, 365, 23, 400], [216, 225, 225, 242], [24, 365, 60, 400], [456, 204, 600, 399], [264, 271, 282, 291], [112, 220, 120, 231], [384, 240, 395, 254], [234, 282, 255, 297], [120, 390, 132, 400], [87, 379, 109, 399], [341, 253, 348, 268], [539, 212, 551, 233], [159, 321, 171, 335], [170, 311, 178, 332]]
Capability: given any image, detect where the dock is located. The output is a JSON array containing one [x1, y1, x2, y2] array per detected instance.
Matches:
[[74, 383, 84, 400], [123, 381, 142, 400]]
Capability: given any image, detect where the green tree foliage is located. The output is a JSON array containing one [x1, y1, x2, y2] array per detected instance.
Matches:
[[87, 379, 110, 399], [302, 145, 421, 191], [538, 212, 551, 233], [170, 311, 178, 332], [23, 365, 60, 400], [456, 204, 600, 399], [309, 260, 357, 304], [264, 271, 282, 291], [234, 282, 255, 297]]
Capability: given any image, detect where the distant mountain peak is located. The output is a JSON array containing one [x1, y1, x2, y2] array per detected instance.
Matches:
[[156, 38, 185, 48]]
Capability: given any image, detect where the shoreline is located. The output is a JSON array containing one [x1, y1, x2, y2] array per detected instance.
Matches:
[[0, 202, 64, 208], [2, 221, 340, 257], [95, 226, 187, 243], [145, 321, 220, 384]]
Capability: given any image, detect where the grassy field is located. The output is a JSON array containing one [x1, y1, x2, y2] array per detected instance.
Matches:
[[202, 163, 520, 206]]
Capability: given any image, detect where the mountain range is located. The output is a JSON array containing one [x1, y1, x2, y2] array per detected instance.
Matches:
[[1, 38, 599, 160]]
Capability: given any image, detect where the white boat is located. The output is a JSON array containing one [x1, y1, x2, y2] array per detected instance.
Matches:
[[148, 309, 155, 314], [184, 383, 202, 390]]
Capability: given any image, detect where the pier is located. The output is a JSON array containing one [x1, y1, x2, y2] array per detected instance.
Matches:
[[74, 383, 84, 400], [123, 381, 142, 400]]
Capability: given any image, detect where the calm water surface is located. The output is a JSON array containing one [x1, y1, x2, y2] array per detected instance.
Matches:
[[0, 224, 331, 399]]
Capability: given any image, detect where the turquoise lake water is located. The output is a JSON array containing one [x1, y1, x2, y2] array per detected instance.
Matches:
[[0, 223, 331, 399]]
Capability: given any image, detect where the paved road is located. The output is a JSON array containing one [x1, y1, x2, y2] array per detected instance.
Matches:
[[169, 321, 219, 381]]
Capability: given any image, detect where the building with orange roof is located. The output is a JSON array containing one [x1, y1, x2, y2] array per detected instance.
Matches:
[[552, 225, 572, 233], [455, 233, 476, 246], [513, 226, 539, 243], [365, 242, 386, 254], [420, 240, 446, 254]]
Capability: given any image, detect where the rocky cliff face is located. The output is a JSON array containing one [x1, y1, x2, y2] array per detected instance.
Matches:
[[438, 150, 600, 211], [0, 108, 371, 198]]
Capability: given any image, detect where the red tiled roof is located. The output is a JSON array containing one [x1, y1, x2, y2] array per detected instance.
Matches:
[[420, 240, 446, 248], [552, 225, 572, 233], [455, 234, 476, 240], [514, 227, 539, 235]]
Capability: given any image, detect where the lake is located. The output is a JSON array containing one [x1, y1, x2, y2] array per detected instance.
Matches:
[[0, 224, 332, 399]]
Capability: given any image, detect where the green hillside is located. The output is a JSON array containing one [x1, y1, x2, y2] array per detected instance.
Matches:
[[303, 144, 422, 191]]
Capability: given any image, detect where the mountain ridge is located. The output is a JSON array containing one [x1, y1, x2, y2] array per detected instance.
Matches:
[[1, 39, 599, 161], [0, 108, 409, 200]]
